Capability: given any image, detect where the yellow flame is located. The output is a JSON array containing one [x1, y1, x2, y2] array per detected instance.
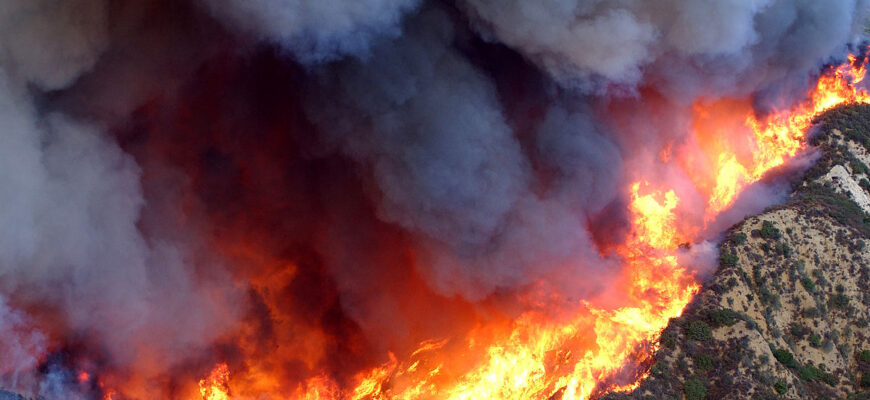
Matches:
[[199, 363, 230, 400]]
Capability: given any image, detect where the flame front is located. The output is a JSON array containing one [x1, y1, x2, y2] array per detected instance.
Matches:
[[191, 51, 870, 400]]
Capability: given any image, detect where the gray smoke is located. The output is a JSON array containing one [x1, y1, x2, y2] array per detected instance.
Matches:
[[304, 8, 621, 300], [0, 1, 241, 397], [461, 0, 869, 96], [199, 0, 422, 63]]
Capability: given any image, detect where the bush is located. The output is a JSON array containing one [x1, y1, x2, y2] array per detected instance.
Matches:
[[760, 221, 781, 240], [851, 160, 868, 175], [694, 354, 713, 371], [685, 321, 713, 341], [774, 380, 787, 395], [860, 349, 870, 362], [862, 373, 870, 388], [800, 275, 816, 293], [772, 347, 799, 369], [775, 242, 792, 257], [832, 293, 850, 309], [810, 333, 822, 347], [708, 308, 739, 327], [720, 252, 739, 267], [733, 232, 747, 245], [684, 377, 707, 400]]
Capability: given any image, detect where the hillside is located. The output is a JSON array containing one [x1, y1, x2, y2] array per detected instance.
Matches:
[[607, 104, 870, 400]]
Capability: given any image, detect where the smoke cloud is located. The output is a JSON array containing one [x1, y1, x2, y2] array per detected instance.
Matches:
[[0, 0, 866, 397]]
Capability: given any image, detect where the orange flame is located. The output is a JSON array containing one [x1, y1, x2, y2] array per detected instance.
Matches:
[[186, 50, 869, 400], [199, 363, 231, 400]]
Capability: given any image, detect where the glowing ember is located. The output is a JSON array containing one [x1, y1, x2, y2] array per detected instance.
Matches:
[[199, 363, 231, 400]]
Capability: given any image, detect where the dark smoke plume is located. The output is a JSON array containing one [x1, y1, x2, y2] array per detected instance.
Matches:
[[0, 0, 866, 398]]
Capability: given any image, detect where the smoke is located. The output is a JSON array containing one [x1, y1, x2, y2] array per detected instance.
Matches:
[[461, 0, 868, 96], [303, 8, 620, 300], [199, 0, 422, 63], [0, 0, 866, 397]]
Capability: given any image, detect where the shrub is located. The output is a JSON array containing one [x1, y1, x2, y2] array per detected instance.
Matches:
[[851, 159, 868, 175], [800, 275, 816, 292], [790, 324, 809, 339], [685, 321, 713, 341], [809, 333, 822, 348], [860, 349, 870, 362], [720, 252, 739, 267], [708, 308, 739, 327], [775, 242, 791, 257], [774, 380, 787, 395], [694, 354, 713, 371], [733, 232, 747, 245], [832, 293, 850, 309], [684, 377, 707, 400], [772, 347, 799, 369], [760, 221, 781, 240], [862, 373, 870, 388]]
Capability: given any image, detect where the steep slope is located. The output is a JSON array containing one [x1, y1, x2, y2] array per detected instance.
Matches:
[[608, 104, 870, 400]]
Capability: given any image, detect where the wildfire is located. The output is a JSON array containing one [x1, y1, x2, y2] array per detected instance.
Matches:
[[699, 50, 870, 215], [189, 50, 869, 400], [199, 363, 231, 400]]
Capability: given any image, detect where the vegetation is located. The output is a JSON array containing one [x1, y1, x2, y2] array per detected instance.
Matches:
[[809, 333, 821, 348], [708, 308, 741, 328], [800, 275, 816, 293], [774, 380, 787, 395], [720, 252, 738, 267], [694, 354, 713, 371], [772, 346, 799, 369], [685, 321, 713, 341], [684, 377, 706, 400], [733, 232, 747, 245], [760, 221, 781, 240]]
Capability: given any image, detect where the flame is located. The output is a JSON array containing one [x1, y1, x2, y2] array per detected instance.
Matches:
[[199, 363, 231, 400], [179, 50, 869, 400], [695, 50, 870, 216]]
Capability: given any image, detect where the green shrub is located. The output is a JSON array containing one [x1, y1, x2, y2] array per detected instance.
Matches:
[[851, 160, 868, 175], [860, 349, 870, 362], [798, 363, 821, 381], [760, 221, 781, 240], [774, 380, 787, 395], [809, 333, 822, 347], [708, 308, 739, 327], [862, 373, 870, 388], [832, 293, 850, 309], [720, 252, 739, 267], [694, 354, 713, 371], [733, 232, 747, 245], [684, 377, 707, 400], [775, 242, 791, 257], [800, 275, 816, 292], [772, 347, 799, 369], [685, 321, 713, 341]]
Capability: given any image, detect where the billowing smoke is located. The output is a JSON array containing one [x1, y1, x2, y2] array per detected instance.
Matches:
[[0, 0, 866, 398]]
